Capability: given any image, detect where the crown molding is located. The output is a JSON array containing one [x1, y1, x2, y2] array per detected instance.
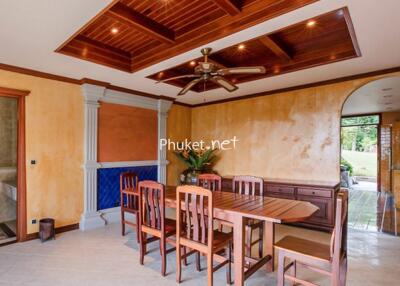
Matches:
[[1, 61, 399, 109]]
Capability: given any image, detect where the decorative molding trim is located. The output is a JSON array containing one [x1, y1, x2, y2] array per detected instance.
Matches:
[[25, 223, 79, 241], [157, 100, 173, 184], [102, 88, 160, 110], [2, 61, 400, 109], [99, 160, 163, 169], [193, 66, 400, 107]]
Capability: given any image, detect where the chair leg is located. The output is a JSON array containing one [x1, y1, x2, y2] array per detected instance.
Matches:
[[289, 260, 297, 286], [246, 226, 252, 258], [176, 244, 182, 283], [161, 238, 166, 277], [196, 251, 201, 272], [139, 232, 145, 265], [121, 209, 125, 236], [258, 224, 263, 258], [226, 241, 232, 285], [183, 247, 188, 266], [207, 253, 213, 286], [135, 213, 140, 243], [277, 251, 285, 286]]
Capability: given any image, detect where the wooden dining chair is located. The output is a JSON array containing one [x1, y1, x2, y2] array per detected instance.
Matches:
[[176, 185, 232, 286], [120, 172, 139, 242], [138, 180, 177, 276], [198, 174, 222, 192], [275, 190, 349, 286], [233, 175, 265, 259]]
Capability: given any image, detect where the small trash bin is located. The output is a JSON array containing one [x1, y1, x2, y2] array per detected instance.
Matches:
[[39, 218, 55, 242]]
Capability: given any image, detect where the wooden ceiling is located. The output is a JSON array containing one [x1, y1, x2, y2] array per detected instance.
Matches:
[[148, 8, 361, 93], [56, 0, 318, 72]]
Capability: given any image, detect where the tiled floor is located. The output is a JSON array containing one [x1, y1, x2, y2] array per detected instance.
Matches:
[[0, 223, 399, 286]]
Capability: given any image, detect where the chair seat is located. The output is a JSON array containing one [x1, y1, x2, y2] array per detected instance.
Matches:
[[275, 236, 331, 262], [213, 230, 232, 250], [165, 218, 177, 235], [180, 229, 232, 251], [246, 219, 263, 228]]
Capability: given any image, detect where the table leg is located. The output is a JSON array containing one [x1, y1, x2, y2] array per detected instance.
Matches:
[[233, 215, 245, 286], [263, 221, 275, 272]]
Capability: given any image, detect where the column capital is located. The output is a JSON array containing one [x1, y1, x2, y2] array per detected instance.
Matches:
[[81, 84, 106, 105], [157, 99, 173, 115]]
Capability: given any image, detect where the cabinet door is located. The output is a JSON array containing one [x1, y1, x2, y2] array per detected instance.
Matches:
[[297, 195, 333, 226]]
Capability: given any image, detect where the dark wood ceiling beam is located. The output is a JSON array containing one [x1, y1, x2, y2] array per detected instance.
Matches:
[[258, 36, 292, 61], [107, 2, 175, 44], [212, 0, 242, 16]]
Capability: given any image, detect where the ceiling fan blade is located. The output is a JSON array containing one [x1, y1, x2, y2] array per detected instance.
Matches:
[[178, 77, 203, 96], [210, 76, 238, 92], [156, 74, 200, 83], [217, 66, 266, 75]]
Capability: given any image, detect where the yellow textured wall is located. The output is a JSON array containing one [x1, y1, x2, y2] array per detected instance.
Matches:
[[190, 72, 400, 183], [0, 70, 84, 234], [166, 104, 191, 186]]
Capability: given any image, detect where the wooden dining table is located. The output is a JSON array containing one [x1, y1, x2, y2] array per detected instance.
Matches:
[[165, 186, 319, 286]]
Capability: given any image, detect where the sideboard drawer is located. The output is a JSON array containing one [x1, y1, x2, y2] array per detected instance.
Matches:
[[297, 188, 332, 198], [266, 185, 295, 195]]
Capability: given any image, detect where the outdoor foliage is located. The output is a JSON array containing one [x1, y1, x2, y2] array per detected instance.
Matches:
[[341, 115, 379, 152], [340, 157, 353, 176]]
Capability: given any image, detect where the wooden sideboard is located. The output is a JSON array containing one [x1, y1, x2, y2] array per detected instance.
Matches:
[[221, 177, 340, 232]]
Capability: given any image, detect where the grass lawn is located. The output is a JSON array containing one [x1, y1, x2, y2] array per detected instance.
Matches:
[[342, 150, 377, 177]]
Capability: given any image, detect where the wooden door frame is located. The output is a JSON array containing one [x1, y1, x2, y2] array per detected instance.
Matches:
[[340, 113, 381, 192], [0, 86, 29, 242]]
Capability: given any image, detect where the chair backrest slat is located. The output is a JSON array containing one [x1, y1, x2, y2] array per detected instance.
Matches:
[[120, 172, 138, 190], [233, 175, 264, 196], [138, 181, 165, 231], [177, 185, 213, 246], [198, 174, 222, 192]]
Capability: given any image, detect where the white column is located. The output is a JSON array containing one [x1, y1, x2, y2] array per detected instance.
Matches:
[[80, 84, 105, 230], [157, 99, 172, 184]]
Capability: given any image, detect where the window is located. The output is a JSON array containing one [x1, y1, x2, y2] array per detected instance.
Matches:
[[341, 115, 380, 127]]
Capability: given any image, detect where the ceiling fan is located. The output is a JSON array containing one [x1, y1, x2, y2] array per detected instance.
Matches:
[[156, 47, 266, 96]]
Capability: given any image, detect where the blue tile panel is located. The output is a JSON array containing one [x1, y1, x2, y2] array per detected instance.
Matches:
[[97, 165, 158, 210]]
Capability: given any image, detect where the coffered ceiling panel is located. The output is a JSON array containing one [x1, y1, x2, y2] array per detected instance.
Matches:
[[147, 7, 360, 93], [56, 0, 318, 72]]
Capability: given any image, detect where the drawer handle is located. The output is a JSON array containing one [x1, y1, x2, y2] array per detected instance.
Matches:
[[312, 191, 316, 195]]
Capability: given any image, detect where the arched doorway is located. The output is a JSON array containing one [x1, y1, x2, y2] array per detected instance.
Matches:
[[341, 76, 400, 235]]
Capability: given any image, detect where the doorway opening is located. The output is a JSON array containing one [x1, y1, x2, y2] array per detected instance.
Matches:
[[0, 87, 28, 245], [0, 96, 18, 244], [341, 76, 400, 236], [341, 114, 379, 231]]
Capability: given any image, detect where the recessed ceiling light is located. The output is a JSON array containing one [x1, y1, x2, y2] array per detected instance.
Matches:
[[307, 20, 316, 27], [238, 44, 245, 50], [111, 28, 119, 34], [190, 61, 196, 66]]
